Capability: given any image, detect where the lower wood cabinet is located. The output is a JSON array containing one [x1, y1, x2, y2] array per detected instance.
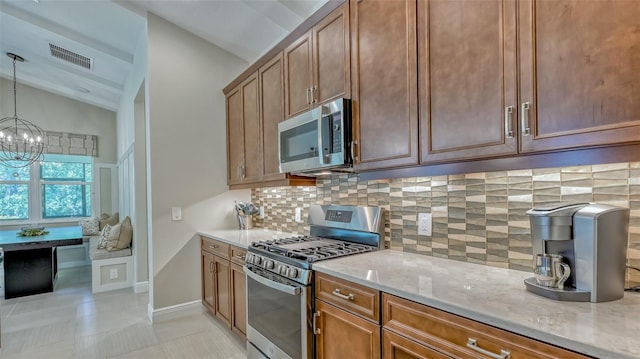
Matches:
[[383, 329, 450, 359], [382, 293, 590, 359], [200, 236, 246, 340], [314, 272, 381, 359], [230, 262, 247, 337]]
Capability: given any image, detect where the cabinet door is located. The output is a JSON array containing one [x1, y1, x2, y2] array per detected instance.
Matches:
[[214, 255, 231, 326], [226, 86, 244, 185], [315, 300, 381, 359], [259, 53, 287, 181], [519, 0, 640, 153], [383, 329, 451, 359], [230, 263, 247, 338], [313, 3, 350, 104], [201, 251, 215, 312], [284, 33, 313, 118], [419, 0, 518, 163], [351, 0, 419, 171], [241, 73, 262, 183]]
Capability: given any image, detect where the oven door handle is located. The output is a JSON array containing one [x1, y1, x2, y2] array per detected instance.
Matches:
[[243, 266, 302, 296]]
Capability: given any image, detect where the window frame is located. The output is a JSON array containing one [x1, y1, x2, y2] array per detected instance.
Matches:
[[0, 155, 96, 225]]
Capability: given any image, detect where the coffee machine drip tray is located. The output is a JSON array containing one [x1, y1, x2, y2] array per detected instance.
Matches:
[[524, 278, 591, 302]]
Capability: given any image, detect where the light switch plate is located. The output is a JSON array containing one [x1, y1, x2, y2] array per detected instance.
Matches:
[[418, 213, 432, 236], [259, 207, 265, 219], [171, 207, 182, 221], [295, 207, 302, 222]]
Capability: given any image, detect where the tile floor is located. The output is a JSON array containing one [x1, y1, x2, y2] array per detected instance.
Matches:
[[0, 266, 246, 358]]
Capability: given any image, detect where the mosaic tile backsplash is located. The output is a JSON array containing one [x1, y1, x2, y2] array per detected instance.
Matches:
[[251, 162, 640, 287]]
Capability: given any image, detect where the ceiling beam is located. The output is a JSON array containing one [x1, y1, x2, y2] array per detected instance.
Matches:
[[1, 2, 134, 65]]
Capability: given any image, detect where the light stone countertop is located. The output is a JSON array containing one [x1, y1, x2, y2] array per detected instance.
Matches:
[[312, 250, 640, 359], [197, 228, 297, 248]]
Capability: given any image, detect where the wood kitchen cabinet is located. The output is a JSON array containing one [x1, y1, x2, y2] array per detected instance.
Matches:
[[200, 236, 246, 339], [226, 56, 315, 189], [314, 272, 381, 359], [418, 0, 518, 163], [226, 73, 261, 186], [350, 0, 419, 171], [284, 3, 350, 119], [518, 0, 640, 153], [382, 293, 590, 359]]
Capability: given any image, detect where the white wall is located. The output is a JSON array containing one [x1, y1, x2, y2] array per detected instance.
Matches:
[[0, 78, 117, 164], [145, 13, 249, 310]]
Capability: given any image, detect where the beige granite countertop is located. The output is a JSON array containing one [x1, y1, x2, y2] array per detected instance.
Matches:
[[197, 228, 297, 248], [312, 250, 640, 359]]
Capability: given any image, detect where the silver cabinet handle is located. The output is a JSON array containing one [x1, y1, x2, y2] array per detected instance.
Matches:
[[521, 102, 531, 136], [240, 165, 246, 179], [313, 86, 318, 103], [234, 254, 245, 260], [313, 311, 321, 334], [504, 106, 514, 138], [209, 261, 213, 273], [332, 288, 355, 301], [306, 87, 311, 105], [209, 245, 218, 249], [351, 139, 358, 162], [466, 338, 511, 359], [237, 165, 242, 179]]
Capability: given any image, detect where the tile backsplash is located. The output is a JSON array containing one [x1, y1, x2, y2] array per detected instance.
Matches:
[[251, 162, 640, 287]]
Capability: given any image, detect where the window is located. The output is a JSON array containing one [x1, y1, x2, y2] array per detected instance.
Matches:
[[0, 155, 93, 223]]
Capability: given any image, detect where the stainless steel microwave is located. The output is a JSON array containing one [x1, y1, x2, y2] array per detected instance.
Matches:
[[278, 98, 352, 175]]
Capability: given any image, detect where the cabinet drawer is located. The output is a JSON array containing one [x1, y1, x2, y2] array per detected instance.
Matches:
[[382, 294, 590, 359], [201, 236, 230, 259], [383, 329, 450, 359], [230, 246, 247, 265], [315, 272, 380, 323]]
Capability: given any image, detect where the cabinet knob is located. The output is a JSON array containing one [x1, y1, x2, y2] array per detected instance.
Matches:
[[504, 106, 514, 138], [332, 288, 355, 301], [521, 102, 531, 136]]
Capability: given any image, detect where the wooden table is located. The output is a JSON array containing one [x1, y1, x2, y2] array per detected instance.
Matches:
[[0, 226, 83, 299]]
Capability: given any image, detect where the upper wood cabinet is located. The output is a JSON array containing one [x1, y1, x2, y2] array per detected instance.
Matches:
[[284, 3, 350, 119], [518, 0, 640, 153], [259, 53, 287, 182], [226, 73, 262, 186], [351, 0, 419, 171], [419, 0, 518, 163]]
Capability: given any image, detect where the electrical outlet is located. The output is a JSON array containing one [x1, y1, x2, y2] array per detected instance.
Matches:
[[418, 213, 432, 236], [295, 207, 302, 222], [110, 268, 118, 279], [259, 206, 265, 219]]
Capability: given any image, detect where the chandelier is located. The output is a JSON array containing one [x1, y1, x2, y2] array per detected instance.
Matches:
[[0, 53, 45, 168]]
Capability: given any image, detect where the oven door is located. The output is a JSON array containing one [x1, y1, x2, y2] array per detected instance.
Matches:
[[244, 265, 311, 359]]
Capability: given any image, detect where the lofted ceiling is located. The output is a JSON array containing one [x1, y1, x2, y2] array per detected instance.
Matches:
[[0, 0, 327, 112]]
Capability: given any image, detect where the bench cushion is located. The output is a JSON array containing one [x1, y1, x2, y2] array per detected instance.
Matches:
[[89, 236, 131, 260]]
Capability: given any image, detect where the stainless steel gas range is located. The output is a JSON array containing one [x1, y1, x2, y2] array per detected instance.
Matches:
[[244, 204, 385, 359]]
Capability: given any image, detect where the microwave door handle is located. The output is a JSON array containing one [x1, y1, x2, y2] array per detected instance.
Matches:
[[243, 266, 301, 296], [318, 110, 332, 164]]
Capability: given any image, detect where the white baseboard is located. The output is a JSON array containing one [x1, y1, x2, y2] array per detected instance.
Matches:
[[134, 281, 149, 293], [150, 300, 204, 322]]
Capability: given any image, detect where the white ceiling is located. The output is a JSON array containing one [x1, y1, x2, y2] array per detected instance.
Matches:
[[0, 0, 327, 112]]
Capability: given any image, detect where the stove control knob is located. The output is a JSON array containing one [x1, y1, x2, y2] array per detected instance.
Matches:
[[265, 260, 275, 269], [245, 253, 253, 263], [278, 265, 287, 275], [287, 268, 298, 278], [253, 256, 262, 265]]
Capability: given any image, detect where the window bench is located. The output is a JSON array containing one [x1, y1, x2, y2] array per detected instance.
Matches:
[[88, 235, 133, 293]]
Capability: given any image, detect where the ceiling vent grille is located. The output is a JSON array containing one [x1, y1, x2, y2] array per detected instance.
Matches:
[[49, 44, 92, 70]]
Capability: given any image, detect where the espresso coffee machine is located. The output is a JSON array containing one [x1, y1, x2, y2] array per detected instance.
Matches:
[[525, 203, 629, 302]]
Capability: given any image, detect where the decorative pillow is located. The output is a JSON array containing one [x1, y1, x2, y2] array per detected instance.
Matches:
[[97, 225, 112, 249], [99, 212, 119, 230], [107, 216, 133, 251], [105, 223, 121, 249], [79, 217, 100, 235]]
